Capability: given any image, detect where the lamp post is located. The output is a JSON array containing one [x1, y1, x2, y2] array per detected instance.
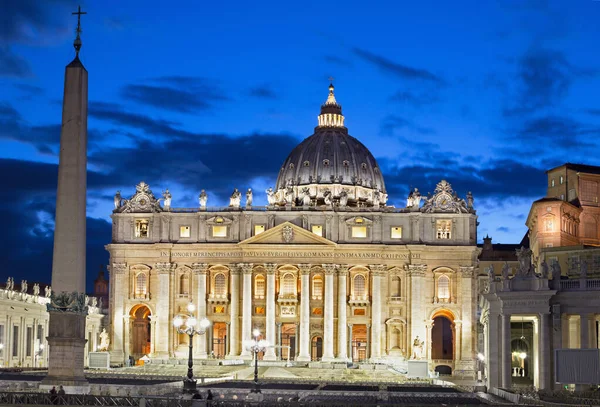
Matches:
[[173, 302, 210, 394], [244, 329, 270, 394]]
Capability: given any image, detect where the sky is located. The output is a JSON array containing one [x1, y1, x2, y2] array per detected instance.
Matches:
[[1, 0, 600, 291]]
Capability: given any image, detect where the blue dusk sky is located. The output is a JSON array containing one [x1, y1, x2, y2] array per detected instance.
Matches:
[[1, 1, 599, 289]]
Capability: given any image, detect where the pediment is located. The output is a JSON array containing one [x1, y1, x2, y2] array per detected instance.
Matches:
[[239, 222, 336, 246]]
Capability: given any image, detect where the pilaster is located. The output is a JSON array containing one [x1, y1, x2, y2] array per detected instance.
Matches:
[[337, 265, 349, 361], [264, 263, 277, 360], [369, 264, 385, 360], [227, 266, 240, 357], [322, 263, 336, 361], [297, 264, 311, 361], [192, 263, 208, 358], [155, 262, 176, 357], [239, 263, 254, 359]]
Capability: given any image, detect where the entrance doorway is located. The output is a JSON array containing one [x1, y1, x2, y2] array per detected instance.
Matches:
[[281, 324, 296, 361], [130, 305, 151, 360], [311, 336, 323, 361], [351, 324, 368, 362], [511, 338, 530, 379], [432, 315, 454, 360], [211, 322, 227, 359]]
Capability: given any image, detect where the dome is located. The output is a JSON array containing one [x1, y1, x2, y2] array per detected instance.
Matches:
[[272, 84, 387, 209]]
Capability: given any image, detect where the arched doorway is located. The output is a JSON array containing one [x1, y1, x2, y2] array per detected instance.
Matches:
[[431, 310, 455, 362], [130, 305, 151, 361], [351, 325, 368, 362], [311, 336, 323, 361], [511, 338, 530, 379]]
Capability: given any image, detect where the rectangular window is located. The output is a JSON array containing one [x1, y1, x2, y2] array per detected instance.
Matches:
[[311, 307, 323, 315], [26, 327, 32, 357], [353, 308, 366, 316], [351, 226, 367, 238], [436, 220, 452, 239], [213, 306, 225, 314], [179, 225, 191, 238], [212, 226, 227, 237], [254, 225, 265, 235], [391, 226, 402, 239], [551, 179, 555, 187], [311, 225, 323, 237], [254, 306, 265, 315], [135, 219, 149, 238], [12, 326, 18, 357]]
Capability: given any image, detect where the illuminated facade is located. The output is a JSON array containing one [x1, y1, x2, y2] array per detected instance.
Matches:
[[106, 85, 481, 376]]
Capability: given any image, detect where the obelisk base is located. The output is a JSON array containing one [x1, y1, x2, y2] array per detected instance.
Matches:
[[41, 312, 88, 390]]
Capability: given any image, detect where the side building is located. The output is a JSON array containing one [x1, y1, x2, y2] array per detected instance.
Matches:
[[106, 84, 481, 376]]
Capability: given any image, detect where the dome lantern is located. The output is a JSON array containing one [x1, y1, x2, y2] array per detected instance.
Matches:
[[317, 82, 345, 129]]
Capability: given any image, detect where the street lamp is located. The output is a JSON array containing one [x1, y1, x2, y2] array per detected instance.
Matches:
[[173, 302, 210, 394], [244, 329, 270, 393]]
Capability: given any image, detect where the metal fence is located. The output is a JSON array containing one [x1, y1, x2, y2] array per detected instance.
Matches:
[[0, 392, 191, 406]]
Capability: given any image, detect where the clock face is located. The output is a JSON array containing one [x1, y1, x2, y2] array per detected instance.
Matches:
[[436, 193, 451, 209]]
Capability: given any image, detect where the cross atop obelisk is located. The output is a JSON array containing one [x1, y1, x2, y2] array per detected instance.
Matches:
[[72, 5, 87, 56]]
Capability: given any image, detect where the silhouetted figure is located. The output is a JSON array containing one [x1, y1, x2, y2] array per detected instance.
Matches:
[[206, 390, 213, 400], [49, 386, 57, 405]]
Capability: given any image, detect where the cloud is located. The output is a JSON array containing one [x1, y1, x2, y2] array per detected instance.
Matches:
[[0, 46, 32, 77], [504, 48, 596, 116], [352, 47, 443, 84], [121, 76, 229, 114], [513, 115, 600, 151], [496, 226, 510, 233], [13, 82, 44, 97], [248, 85, 278, 99], [389, 89, 440, 107], [380, 115, 435, 136], [586, 109, 600, 116]]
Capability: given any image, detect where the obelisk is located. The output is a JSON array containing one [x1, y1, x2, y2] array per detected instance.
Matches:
[[42, 6, 89, 391]]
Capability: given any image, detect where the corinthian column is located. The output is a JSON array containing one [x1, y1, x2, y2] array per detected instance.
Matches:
[[192, 263, 209, 358], [240, 263, 254, 359], [228, 265, 240, 357], [155, 262, 176, 357], [370, 264, 385, 360], [110, 263, 127, 363], [264, 263, 277, 360], [322, 264, 337, 361], [297, 264, 311, 361], [337, 265, 349, 361]]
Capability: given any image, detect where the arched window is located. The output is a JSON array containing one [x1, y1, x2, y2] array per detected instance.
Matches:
[[135, 273, 147, 298], [438, 275, 450, 300], [281, 273, 295, 297], [255, 275, 265, 299], [214, 273, 226, 296], [353, 274, 366, 297], [391, 276, 401, 297], [312, 275, 323, 300], [179, 274, 189, 295]]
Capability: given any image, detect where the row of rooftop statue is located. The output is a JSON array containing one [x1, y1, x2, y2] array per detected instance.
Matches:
[[486, 247, 592, 285], [3, 277, 50, 297], [113, 180, 476, 213]]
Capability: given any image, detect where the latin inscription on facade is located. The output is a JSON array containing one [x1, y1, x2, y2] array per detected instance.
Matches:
[[160, 251, 412, 260]]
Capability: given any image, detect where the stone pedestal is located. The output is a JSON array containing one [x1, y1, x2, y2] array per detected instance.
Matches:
[[41, 312, 88, 387], [407, 360, 429, 378]]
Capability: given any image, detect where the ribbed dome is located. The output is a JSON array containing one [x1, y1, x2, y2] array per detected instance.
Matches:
[[272, 84, 387, 209], [275, 130, 386, 193]]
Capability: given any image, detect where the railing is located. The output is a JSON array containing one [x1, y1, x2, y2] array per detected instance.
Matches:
[[559, 279, 600, 291], [169, 206, 409, 214]]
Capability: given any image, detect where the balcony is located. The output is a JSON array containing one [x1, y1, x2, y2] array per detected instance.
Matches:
[[277, 293, 298, 305], [207, 293, 229, 304]]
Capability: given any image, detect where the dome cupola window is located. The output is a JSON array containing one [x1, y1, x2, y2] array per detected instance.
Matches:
[[303, 161, 310, 167], [323, 159, 330, 167]]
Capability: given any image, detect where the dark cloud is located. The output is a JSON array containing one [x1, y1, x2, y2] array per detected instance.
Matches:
[[0, 46, 32, 77], [0, 0, 70, 43], [389, 89, 439, 107], [0, 158, 110, 291], [514, 115, 600, 150], [248, 85, 277, 99], [379, 157, 547, 209], [0, 101, 62, 153], [380, 115, 435, 136], [13, 82, 44, 97], [586, 109, 600, 116], [121, 76, 229, 114], [352, 47, 444, 84], [496, 226, 510, 233], [504, 48, 596, 116]]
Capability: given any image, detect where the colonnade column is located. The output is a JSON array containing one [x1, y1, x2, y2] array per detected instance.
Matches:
[[149, 316, 156, 355], [581, 313, 591, 349], [297, 264, 311, 361], [425, 320, 433, 360], [192, 263, 208, 358], [501, 313, 512, 389], [228, 266, 240, 357], [322, 264, 336, 361], [240, 263, 254, 359], [347, 324, 353, 361], [539, 313, 551, 390], [264, 263, 277, 360], [155, 262, 176, 357], [337, 265, 349, 361], [370, 264, 385, 360], [110, 263, 127, 362], [454, 320, 463, 361]]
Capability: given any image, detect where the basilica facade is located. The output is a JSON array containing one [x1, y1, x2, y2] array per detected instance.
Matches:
[[106, 85, 481, 375]]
